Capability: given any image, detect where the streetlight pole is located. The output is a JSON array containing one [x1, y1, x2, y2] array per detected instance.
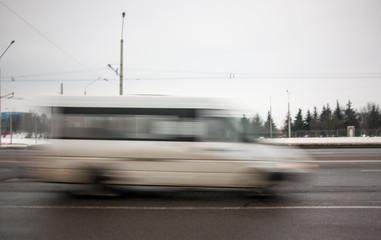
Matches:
[[120, 12, 126, 95], [269, 96, 272, 138], [0, 40, 15, 145], [107, 64, 118, 76], [84, 77, 108, 95], [0, 40, 15, 60], [287, 90, 291, 138]]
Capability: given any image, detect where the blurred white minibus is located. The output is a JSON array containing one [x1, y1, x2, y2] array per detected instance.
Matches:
[[26, 95, 312, 195]]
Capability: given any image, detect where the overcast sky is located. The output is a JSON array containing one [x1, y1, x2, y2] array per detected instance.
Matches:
[[1, 0, 380, 127]]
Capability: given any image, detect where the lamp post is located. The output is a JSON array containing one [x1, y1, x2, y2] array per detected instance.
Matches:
[[107, 64, 118, 76], [0, 40, 15, 60], [120, 12, 125, 95], [269, 96, 272, 138], [0, 40, 15, 145], [287, 90, 291, 138], [84, 77, 108, 95]]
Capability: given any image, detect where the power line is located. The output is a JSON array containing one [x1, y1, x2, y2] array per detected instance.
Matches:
[[236, 74, 381, 79], [1, 78, 118, 82], [106, 66, 381, 77], [0, 0, 98, 77], [3, 75, 381, 82], [3, 76, 381, 83], [2, 68, 106, 79], [2, 67, 229, 79], [2, 60, 381, 80]]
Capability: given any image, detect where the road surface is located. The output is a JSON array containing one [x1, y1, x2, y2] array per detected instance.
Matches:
[[0, 148, 380, 240]]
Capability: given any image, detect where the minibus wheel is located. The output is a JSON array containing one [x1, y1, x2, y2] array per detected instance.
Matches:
[[68, 169, 121, 198]]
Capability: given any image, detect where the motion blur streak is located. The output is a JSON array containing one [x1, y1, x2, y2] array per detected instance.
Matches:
[[24, 95, 314, 196]]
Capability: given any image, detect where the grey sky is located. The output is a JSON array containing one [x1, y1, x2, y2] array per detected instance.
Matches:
[[1, 0, 380, 127]]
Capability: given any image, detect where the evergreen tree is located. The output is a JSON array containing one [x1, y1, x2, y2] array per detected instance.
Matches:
[[344, 100, 360, 128], [240, 114, 250, 134], [305, 110, 312, 131], [360, 103, 381, 129], [310, 106, 319, 130], [282, 113, 291, 137], [251, 113, 264, 134], [293, 109, 304, 133], [264, 111, 277, 137], [319, 104, 333, 130], [332, 100, 345, 129], [240, 100, 380, 138]]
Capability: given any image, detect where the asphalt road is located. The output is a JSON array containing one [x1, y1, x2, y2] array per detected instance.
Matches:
[[1, 148, 381, 240]]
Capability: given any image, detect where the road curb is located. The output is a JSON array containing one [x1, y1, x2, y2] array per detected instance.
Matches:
[[264, 143, 381, 149]]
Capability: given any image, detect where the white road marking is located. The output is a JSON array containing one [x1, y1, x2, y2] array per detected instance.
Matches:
[[1, 205, 381, 210], [361, 169, 381, 172], [314, 160, 381, 163]]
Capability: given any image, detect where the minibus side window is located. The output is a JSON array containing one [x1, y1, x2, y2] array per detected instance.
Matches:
[[200, 117, 240, 142]]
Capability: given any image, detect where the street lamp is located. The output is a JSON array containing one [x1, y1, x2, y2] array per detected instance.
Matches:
[[1, 92, 14, 99], [107, 64, 118, 76], [120, 12, 126, 95], [287, 90, 291, 138], [269, 96, 272, 138], [0, 40, 15, 145], [84, 77, 108, 95], [0, 40, 15, 60]]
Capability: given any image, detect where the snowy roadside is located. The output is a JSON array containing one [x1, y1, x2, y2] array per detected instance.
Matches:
[[0, 134, 50, 149], [1, 134, 381, 148], [258, 137, 381, 148]]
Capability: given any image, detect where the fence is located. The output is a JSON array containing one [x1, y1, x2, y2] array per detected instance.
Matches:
[[249, 129, 381, 138]]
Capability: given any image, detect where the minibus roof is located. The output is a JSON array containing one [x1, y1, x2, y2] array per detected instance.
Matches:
[[47, 95, 227, 110]]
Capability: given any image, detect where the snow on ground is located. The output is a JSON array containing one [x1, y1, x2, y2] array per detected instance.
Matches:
[[0, 134, 50, 148], [259, 136, 381, 146], [0, 133, 381, 148]]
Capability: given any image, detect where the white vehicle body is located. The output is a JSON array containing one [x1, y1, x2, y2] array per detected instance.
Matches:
[[27, 95, 312, 190]]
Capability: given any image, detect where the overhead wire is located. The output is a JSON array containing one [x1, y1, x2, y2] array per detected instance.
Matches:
[[0, 0, 99, 77], [2, 1, 381, 85], [2, 66, 381, 81], [2, 75, 381, 82]]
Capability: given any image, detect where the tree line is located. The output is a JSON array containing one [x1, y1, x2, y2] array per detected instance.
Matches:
[[2, 100, 381, 139], [1, 112, 51, 138], [241, 101, 381, 138]]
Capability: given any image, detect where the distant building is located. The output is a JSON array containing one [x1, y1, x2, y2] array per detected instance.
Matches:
[[1, 112, 27, 134]]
